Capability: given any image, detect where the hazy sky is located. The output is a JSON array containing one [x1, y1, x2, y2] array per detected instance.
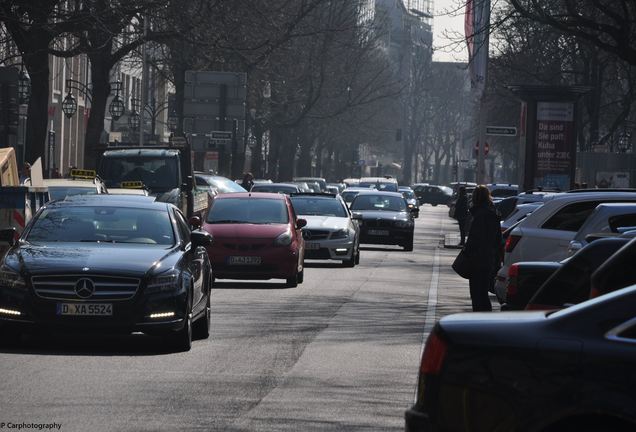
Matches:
[[433, 0, 468, 63]]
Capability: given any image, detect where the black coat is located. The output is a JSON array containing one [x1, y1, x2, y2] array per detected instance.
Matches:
[[464, 204, 502, 273], [455, 195, 468, 220]]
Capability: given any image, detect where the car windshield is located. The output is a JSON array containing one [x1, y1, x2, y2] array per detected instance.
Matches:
[[100, 156, 180, 192], [290, 197, 347, 217], [207, 198, 289, 224], [491, 188, 518, 198], [341, 191, 360, 204], [26, 206, 175, 245], [402, 191, 416, 200], [204, 176, 247, 193], [350, 195, 407, 212], [48, 186, 97, 201]]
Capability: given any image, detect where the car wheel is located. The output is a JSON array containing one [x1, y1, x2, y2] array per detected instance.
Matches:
[[167, 297, 192, 352], [285, 275, 298, 288], [354, 247, 360, 265], [297, 269, 304, 284], [193, 282, 211, 340], [343, 255, 355, 267], [0, 324, 21, 347], [404, 237, 414, 251]]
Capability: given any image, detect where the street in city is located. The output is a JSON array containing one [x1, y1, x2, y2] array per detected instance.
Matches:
[[0, 206, 471, 432]]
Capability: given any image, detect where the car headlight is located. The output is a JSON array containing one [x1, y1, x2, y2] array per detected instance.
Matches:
[[274, 230, 292, 246], [394, 220, 413, 228], [0, 265, 26, 290], [146, 270, 181, 294], [331, 229, 349, 240]]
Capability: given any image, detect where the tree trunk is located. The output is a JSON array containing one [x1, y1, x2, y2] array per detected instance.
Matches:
[[23, 53, 50, 166], [251, 122, 263, 177], [277, 129, 296, 181], [83, 54, 112, 169]]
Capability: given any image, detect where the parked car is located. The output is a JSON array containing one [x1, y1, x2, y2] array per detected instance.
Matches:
[[289, 193, 360, 266], [291, 181, 312, 192], [326, 185, 340, 195], [495, 190, 555, 220], [342, 178, 360, 187], [524, 236, 636, 311], [500, 202, 542, 231], [399, 186, 420, 218], [202, 193, 306, 287], [350, 191, 414, 251], [499, 236, 631, 309], [250, 182, 301, 194], [405, 284, 636, 432], [448, 182, 476, 218], [568, 202, 636, 256], [590, 235, 636, 299], [496, 191, 636, 296], [413, 184, 452, 207], [0, 194, 213, 351]]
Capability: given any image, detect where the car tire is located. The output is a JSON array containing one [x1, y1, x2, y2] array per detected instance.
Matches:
[[343, 254, 355, 267], [193, 285, 211, 340], [0, 324, 21, 347], [404, 237, 414, 252], [167, 297, 192, 352], [286, 276, 298, 288], [297, 269, 304, 284], [354, 247, 360, 265]]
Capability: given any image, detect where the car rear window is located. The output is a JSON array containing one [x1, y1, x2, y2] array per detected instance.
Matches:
[[207, 198, 289, 224]]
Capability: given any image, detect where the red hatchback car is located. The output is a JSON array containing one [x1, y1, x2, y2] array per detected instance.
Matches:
[[202, 193, 306, 287]]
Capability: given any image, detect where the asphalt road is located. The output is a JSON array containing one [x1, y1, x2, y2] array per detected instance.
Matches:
[[0, 206, 473, 432]]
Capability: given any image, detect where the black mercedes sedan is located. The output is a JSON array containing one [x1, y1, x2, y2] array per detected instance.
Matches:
[[350, 191, 414, 251], [0, 195, 213, 352], [405, 285, 636, 432]]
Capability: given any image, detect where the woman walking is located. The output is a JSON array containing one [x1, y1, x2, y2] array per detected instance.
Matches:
[[464, 185, 501, 311]]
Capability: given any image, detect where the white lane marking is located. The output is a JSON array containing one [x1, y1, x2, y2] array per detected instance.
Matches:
[[419, 214, 445, 354]]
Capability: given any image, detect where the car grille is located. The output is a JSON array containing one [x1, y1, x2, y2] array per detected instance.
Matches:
[[362, 219, 394, 228], [222, 243, 267, 251], [303, 229, 330, 240], [31, 274, 140, 301]]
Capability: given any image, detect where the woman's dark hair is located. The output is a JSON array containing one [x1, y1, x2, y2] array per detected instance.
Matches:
[[472, 185, 492, 208]]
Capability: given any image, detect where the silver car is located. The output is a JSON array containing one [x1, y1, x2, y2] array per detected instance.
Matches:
[[290, 194, 361, 267]]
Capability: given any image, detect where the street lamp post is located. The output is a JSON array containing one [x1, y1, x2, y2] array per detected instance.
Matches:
[[62, 79, 125, 122]]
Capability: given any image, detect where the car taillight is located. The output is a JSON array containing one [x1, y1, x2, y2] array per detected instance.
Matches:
[[590, 284, 601, 299], [506, 264, 519, 301], [505, 234, 522, 253], [420, 329, 447, 375]]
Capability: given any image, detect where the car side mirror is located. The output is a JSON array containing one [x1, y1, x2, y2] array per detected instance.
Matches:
[[189, 216, 202, 230], [296, 218, 307, 229], [191, 229, 213, 247], [0, 227, 16, 246], [351, 213, 362, 220]]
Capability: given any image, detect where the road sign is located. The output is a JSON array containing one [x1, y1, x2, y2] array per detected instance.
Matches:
[[486, 126, 517, 136], [208, 130, 232, 147]]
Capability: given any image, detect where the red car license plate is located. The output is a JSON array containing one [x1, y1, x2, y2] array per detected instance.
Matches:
[[227, 256, 262, 265]]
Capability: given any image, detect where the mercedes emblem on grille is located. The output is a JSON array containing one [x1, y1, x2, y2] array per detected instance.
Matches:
[[75, 278, 95, 299], [303, 230, 312, 240]]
